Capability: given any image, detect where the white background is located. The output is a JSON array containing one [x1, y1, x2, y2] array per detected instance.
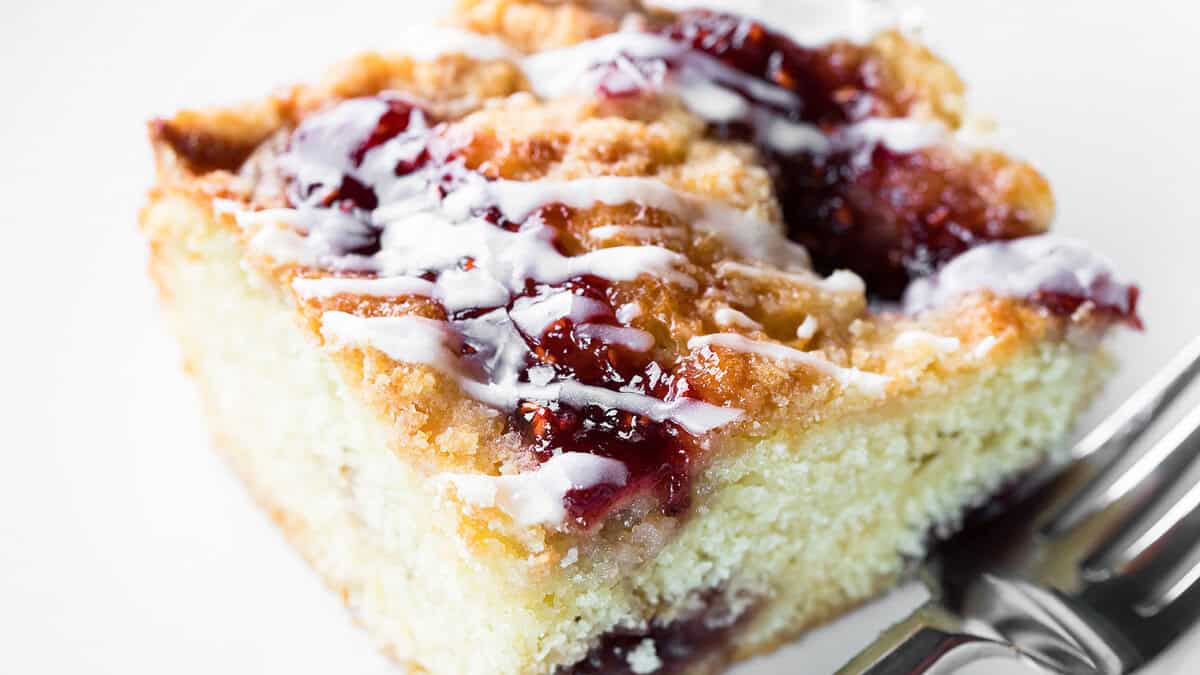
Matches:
[[2, 1, 1198, 673]]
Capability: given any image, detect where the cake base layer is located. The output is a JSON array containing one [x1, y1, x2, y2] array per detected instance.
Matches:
[[144, 191, 1108, 674]]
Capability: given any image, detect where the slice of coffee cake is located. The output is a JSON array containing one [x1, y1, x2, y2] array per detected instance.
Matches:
[[141, 1, 1139, 673]]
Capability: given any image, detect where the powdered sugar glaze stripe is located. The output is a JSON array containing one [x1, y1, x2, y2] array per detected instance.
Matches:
[[320, 312, 743, 434], [377, 12, 956, 159], [238, 98, 771, 440], [520, 31, 953, 157]]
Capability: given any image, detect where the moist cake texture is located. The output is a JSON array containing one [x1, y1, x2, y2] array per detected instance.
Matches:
[[141, 1, 1140, 673]]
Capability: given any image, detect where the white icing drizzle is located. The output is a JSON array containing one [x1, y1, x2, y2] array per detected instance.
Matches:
[[762, 117, 833, 155], [588, 224, 685, 242], [971, 335, 999, 360], [674, 75, 750, 122], [440, 452, 630, 527], [321, 312, 463, 374], [281, 97, 413, 209], [795, 314, 819, 340], [212, 198, 241, 216], [616, 302, 643, 323], [447, 175, 810, 271], [383, 18, 949, 162], [522, 32, 826, 157], [555, 382, 742, 434], [231, 8, 1028, 527], [576, 324, 656, 352], [694, 202, 813, 271], [252, 106, 707, 297], [249, 225, 320, 267], [508, 290, 608, 336], [393, 26, 521, 62], [713, 307, 763, 331], [236, 97, 775, 499], [393, 0, 918, 70], [821, 270, 870, 294], [893, 330, 961, 355], [839, 118, 950, 154], [688, 333, 889, 396], [319, 312, 742, 434], [903, 235, 1135, 315], [643, 0, 919, 47], [522, 32, 682, 99], [519, 29, 948, 159]]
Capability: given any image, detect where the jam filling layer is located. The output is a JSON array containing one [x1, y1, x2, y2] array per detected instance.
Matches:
[[555, 591, 757, 675], [247, 8, 1139, 529]]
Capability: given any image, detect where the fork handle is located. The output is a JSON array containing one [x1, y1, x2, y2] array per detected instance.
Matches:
[[837, 603, 1024, 675]]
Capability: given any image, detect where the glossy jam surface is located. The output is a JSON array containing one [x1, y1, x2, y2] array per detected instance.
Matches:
[[777, 144, 1041, 299], [498, 277, 696, 528], [659, 9, 876, 126], [1033, 287, 1142, 329], [654, 10, 1044, 298]]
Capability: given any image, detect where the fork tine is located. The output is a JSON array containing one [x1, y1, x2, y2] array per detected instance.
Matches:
[[1136, 564, 1200, 659], [1042, 335, 1200, 537], [1079, 500, 1200, 660], [835, 603, 1028, 675], [1080, 406, 1200, 581], [1137, 527, 1200, 616]]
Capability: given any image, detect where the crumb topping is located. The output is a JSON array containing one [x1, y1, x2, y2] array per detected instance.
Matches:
[[150, 0, 1140, 532]]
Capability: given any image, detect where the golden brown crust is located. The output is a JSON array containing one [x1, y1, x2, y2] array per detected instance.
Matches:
[[297, 52, 529, 118], [149, 100, 286, 174], [451, 0, 625, 52], [867, 29, 967, 125]]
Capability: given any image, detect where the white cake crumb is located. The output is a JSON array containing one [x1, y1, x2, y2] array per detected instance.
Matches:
[[626, 638, 662, 674]]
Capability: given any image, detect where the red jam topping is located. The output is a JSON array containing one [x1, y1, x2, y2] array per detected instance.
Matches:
[[1033, 287, 1143, 329], [496, 277, 696, 528], [659, 9, 876, 126], [652, 10, 1047, 298], [776, 144, 1042, 299], [556, 592, 756, 674]]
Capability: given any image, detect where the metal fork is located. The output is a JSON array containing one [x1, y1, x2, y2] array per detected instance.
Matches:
[[839, 335, 1200, 674]]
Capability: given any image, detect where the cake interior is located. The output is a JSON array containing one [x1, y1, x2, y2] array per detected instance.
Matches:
[[144, 188, 1109, 674]]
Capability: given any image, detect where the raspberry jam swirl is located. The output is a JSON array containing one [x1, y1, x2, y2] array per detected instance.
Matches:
[[526, 9, 1139, 308], [656, 10, 1044, 298]]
